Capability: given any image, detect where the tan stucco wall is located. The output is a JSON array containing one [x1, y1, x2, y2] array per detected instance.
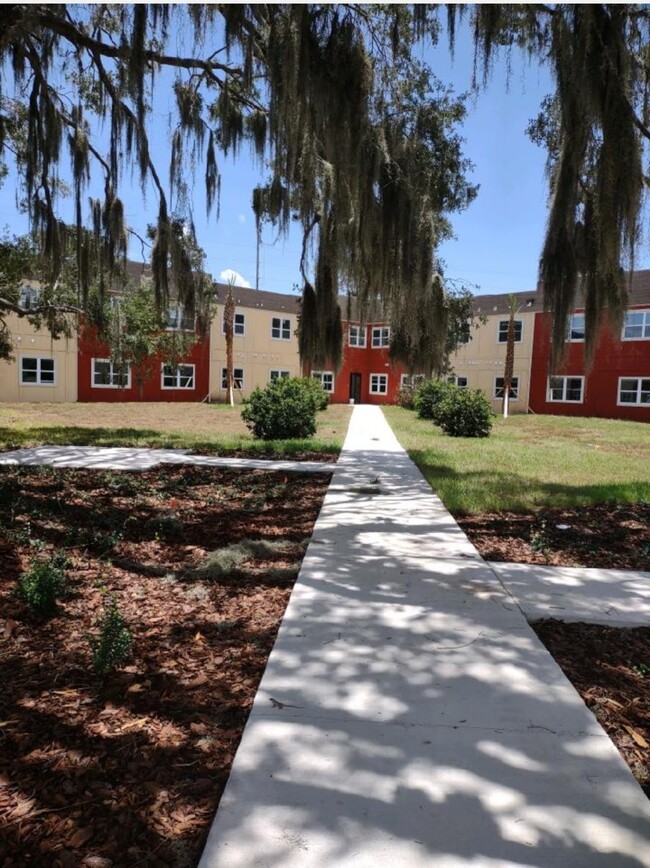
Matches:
[[448, 312, 535, 413], [0, 313, 78, 403], [209, 303, 301, 401]]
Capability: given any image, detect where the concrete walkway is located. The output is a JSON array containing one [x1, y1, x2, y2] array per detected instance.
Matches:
[[199, 405, 650, 868]]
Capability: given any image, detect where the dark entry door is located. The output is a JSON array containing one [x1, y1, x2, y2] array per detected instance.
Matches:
[[349, 372, 362, 404]]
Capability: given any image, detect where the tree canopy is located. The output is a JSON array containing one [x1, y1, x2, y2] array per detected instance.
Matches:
[[1, 4, 649, 370]]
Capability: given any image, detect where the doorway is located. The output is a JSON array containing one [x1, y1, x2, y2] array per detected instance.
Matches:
[[349, 372, 362, 404]]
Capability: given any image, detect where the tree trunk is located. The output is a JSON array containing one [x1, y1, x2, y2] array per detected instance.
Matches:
[[502, 295, 518, 419], [224, 284, 235, 406]]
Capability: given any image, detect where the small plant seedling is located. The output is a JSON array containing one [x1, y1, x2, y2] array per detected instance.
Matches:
[[89, 594, 133, 676], [15, 551, 68, 618], [144, 514, 184, 541]]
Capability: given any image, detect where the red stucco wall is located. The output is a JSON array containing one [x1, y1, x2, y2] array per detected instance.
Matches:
[[324, 323, 407, 405], [529, 310, 650, 422], [77, 327, 211, 402]]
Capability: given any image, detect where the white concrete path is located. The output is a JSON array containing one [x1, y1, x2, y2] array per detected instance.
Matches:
[[0, 445, 332, 474], [490, 563, 650, 628], [199, 405, 650, 868]]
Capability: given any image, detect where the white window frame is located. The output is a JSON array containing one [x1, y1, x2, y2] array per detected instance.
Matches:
[[161, 363, 195, 390], [165, 306, 195, 332], [221, 367, 244, 390], [369, 373, 388, 395], [269, 369, 291, 381], [567, 313, 585, 342], [400, 373, 425, 387], [547, 375, 584, 403], [348, 324, 367, 348], [617, 377, 650, 406], [223, 311, 246, 337], [497, 319, 523, 344], [312, 371, 334, 393], [271, 317, 292, 341], [371, 326, 390, 348], [20, 356, 55, 387], [494, 376, 519, 400], [447, 375, 468, 389], [19, 285, 41, 310], [621, 309, 650, 341], [91, 358, 131, 389]]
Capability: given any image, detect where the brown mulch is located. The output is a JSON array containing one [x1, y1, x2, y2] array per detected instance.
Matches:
[[0, 464, 331, 867], [533, 621, 650, 796], [458, 503, 649, 798], [457, 502, 650, 571]]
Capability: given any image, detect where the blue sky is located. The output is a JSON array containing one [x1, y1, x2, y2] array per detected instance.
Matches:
[[1, 17, 646, 298]]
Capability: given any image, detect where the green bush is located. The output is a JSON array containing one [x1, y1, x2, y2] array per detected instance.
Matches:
[[298, 376, 329, 411], [435, 388, 493, 438], [241, 377, 317, 440], [414, 379, 455, 420], [15, 552, 68, 618], [89, 594, 133, 675], [396, 382, 418, 409]]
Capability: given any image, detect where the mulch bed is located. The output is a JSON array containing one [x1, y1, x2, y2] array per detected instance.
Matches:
[[457, 502, 650, 571], [0, 465, 331, 867], [533, 621, 650, 796]]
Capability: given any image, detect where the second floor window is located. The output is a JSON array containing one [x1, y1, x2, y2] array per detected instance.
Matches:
[[622, 309, 650, 340], [19, 285, 41, 310], [567, 313, 585, 342], [223, 312, 245, 336], [348, 325, 367, 348], [165, 306, 195, 332], [371, 326, 390, 348], [271, 317, 291, 340], [498, 320, 522, 343]]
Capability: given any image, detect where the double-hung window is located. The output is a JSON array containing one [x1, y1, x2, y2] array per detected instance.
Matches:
[[494, 377, 518, 400], [370, 373, 388, 395], [497, 320, 522, 343], [222, 367, 244, 390], [312, 371, 334, 393], [618, 377, 650, 405], [20, 356, 55, 386], [271, 317, 291, 340], [548, 376, 584, 403], [567, 314, 585, 342], [371, 326, 390, 348], [92, 359, 131, 389], [161, 364, 195, 389], [622, 309, 650, 340], [348, 325, 367, 348]]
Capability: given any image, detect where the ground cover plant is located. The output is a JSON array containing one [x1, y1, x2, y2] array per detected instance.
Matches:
[[0, 402, 351, 460], [0, 463, 331, 866], [385, 407, 650, 796]]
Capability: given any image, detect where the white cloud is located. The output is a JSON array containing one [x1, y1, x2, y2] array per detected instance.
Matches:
[[237, 213, 246, 224], [219, 268, 251, 288]]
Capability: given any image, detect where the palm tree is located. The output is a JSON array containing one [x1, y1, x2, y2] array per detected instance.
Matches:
[[223, 281, 235, 407], [502, 294, 520, 419]]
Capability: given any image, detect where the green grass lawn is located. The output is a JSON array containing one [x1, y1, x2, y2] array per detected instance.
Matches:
[[0, 402, 352, 458], [383, 406, 650, 515]]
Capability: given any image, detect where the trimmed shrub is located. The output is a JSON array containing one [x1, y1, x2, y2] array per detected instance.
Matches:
[[297, 376, 329, 411], [15, 551, 68, 618], [241, 377, 317, 440], [89, 594, 133, 675], [435, 388, 493, 438], [414, 379, 455, 420]]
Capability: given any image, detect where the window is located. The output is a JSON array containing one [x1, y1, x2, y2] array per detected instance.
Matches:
[[497, 320, 523, 343], [271, 317, 291, 340], [348, 325, 367, 348], [618, 377, 650, 406], [622, 309, 650, 340], [370, 373, 388, 395], [223, 312, 245, 336], [548, 376, 584, 403], [20, 356, 55, 386], [494, 377, 519, 400], [161, 364, 195, 389], [447, 375, 468, 388], [165, 306, 195, 331], [221, 367, 244, 390], [270, 369, 291, 381], [400, 373, 425, 387], [312, 371, 334, 393], [371, 326, 390, 348], [92, 359, 131, 389], [19, 285, 40, 310], [567, 313, 585, 342]]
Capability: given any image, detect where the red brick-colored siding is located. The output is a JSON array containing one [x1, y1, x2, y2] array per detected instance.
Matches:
[[529, 310, 650, 422], [77, 328, 211, 403]]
